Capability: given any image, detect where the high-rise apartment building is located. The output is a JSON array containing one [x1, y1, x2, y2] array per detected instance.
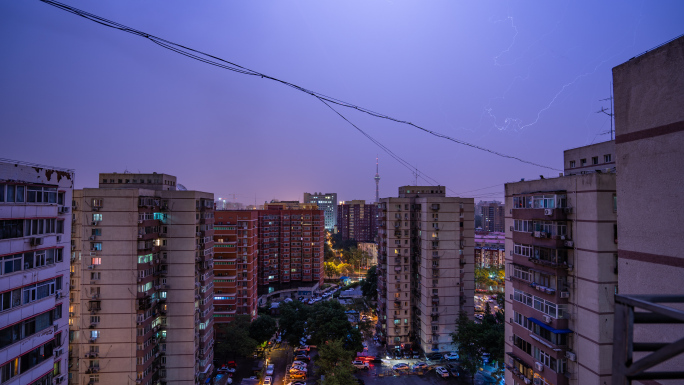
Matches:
[[477, 200, 505, 233], [303, 192, 337, 231], [213, 210, 258, 326], [336, 200, 378, 243], [611, 35, 684, 382], [257, 207, 325, 286], [376, 186, 474, 353], [0, 160, 73, 385], [69, 173, 215, 385], [504, 148, 617, 385], [474, 231, 505, 268]]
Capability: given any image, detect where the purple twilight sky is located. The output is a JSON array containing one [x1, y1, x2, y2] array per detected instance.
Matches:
[[1, 1, 682, 205]]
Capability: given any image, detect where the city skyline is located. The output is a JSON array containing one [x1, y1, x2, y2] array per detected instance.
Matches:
[[1, 1, 683, 205]]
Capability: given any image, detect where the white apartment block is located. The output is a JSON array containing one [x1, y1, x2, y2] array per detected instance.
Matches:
[[69, 173, 215, 385], [1, 160, 74, 385], [376, 186, 474, 353]]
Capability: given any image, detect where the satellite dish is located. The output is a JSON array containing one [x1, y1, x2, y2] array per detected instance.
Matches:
[[177, 183, 188, 191]]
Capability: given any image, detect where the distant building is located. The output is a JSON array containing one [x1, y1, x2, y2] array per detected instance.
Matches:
[[213, 210, 258, 326], [262, 200, 318, 210], [215, 199, 244, 210], [303, 192, 337, 231], [564, 141, 616, 175], [336, 199, 378, 242], [376, 186, 474, 353], [476, 200, 505, 233], [257, 207, 325, 286], [474, 231, 505, 267], [70, 172, 215, 384], [358, 242, 378, 266], [504, 146, 617, 385], [0, 160, 73, 385]]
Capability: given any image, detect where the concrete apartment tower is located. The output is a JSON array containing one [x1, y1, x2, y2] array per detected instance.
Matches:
[[477, 201, 505, 233], [69, 173, 215, 385], [504, 140, 618, 385], [303, 192, 337, 231], [376, 186, 474, 353], [0, 160, 74, 385], [213, 210, 258, 326], [611, 35, 684, 382]]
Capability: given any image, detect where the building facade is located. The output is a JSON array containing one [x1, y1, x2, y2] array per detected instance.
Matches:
[[69, 173, 215, 385], [612, 34, 684, 378], [563, 141, 616, 176], [474, 231, 505, 268], [476, 200, 505, 233], [257, 207, 325, 287], [336, 200, 378, 243], [213, 210, 258, 326], [376, 186, 474, 353], [303, 192, 337, 231], [0, 160, 73, 385], [504, 166, 617, 385]]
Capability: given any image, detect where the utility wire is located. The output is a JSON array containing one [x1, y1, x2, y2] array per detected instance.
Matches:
[[37, 0, 562, 172]]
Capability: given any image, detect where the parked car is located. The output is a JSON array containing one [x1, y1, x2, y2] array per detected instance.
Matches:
[[287, 382, 306, 385], [385, 351, 393, 360], [352, 360, 370, 370], [435, 367, 449, 378], [443, 352, 459, 361], [426, 353, 442, 361], [292, 361, 308, 368], [298, 345, 311, 352], [412, 362, 428, 371], [290, 371, 306, 380], [392, 363, 410, 371], [266, 364, 274, 376], [290, 365, 307, 373], [412, 351, 421, 359], [294, 354, 310, 362], [263, 376, 273, 385]]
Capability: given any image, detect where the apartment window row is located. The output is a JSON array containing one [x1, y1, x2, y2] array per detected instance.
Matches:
[[568, 154, 612, 168], [1, 248, 64, 276], [0, 218, 64, 240], [0, 306, 62, 349], [1, 277, 62, 312], [0, 337, 58, 383], [0, 184, 62, 205], [512, 195, 567, 209], [512, 289, 567, 319], [534, 346, 566, 373], [513, 220, 568, 236]]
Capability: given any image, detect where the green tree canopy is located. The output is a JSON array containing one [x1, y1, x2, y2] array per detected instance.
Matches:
[[324, 261, 339, 279], [215, 315, 258, 360], [278, 300, 311, 346], [317, 339, 357, 385], [361, 265, 377, 300], [308, 301, 363, 353], [248, 315, 277, 344]]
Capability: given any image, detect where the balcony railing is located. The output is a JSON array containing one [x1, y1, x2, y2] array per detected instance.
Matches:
[[612, 294, 684, 384]]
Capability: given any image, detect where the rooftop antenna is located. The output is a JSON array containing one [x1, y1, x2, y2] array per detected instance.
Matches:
[[597, 83, 614, 140]]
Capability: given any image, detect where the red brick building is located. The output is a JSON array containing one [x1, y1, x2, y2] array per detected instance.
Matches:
[[258, 206, 325, 286], [213, 210, 258, 325], [336, 199, 378, 243]]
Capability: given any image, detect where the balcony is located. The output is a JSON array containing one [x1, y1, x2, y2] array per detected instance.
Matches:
[[512, 207, 569, 221], [612, 294, 684, 384]]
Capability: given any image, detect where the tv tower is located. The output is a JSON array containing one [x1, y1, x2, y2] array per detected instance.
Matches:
[[374, 156, 380, 203]]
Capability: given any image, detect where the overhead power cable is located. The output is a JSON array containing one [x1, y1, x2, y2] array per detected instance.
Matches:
[[37, 0, 562, 172]]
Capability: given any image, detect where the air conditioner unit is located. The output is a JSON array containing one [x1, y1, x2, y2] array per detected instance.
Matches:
[[89, 235, 96, 240], [534, 231, 541, 238], [535, 362, 544, 372], [544, 209, 553, 216], [54, 348, 63, 357], [55, 292, 63, 300], [564, 240, 574, 248], [55, 376, 66, 384], [91, 221, 98, 226], [138, 234, 143, 239], [543, 315, 552, 324], [566, 350, 577, 361], [30, 237, 44, 246], [87, 265, 95, 270], [137, 277, 142, 283], [560, 291, 570, 298], [560, 235, 566, 240], [92, 207, 99, 211]]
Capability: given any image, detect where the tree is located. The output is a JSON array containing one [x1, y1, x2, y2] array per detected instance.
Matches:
[[338, 263, 354, 277], [248, 315, 277, 344], [317, 339, 357, 385], [278, 300, 311, 346], [452, 312, 484, 384], [308, 301, 363, 353], [215, 315, 258, 360], [361, 265, 377, 301], [324, 261, 339, 279]]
